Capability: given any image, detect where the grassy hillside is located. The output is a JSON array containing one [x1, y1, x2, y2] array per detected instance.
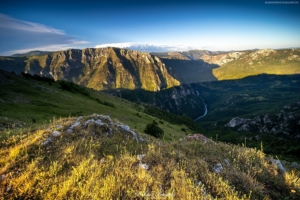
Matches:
[[104, 74, 300, 162], [0, 70, 191, 142], [1, 114, 299, 199], [1, 70, 300, 199], [212, 49, 300, 80]]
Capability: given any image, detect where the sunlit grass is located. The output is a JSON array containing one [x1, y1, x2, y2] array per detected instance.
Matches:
[[0, 115, 299, 199]]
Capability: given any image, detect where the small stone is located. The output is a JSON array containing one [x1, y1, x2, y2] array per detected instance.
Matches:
[[118, 123, 131, 132], [194, 180, 202, 186], [52, 131, 61, 137], [84, 119, 95, 127], [138, 137, 146, 142], [291, 162, 300, 169], [100, 115, 113, 125], [76, 116, 83, 121], [270, 159, 286, 173], [67, 121, 81, 133], [213, 163, 223, 174], [95, 119, 104, 126], [139, 163, 149, 170], [6, 186, 12, 192], [223, 159, 230, 166], [41, 137, 52, 146], [130, 130, 139, 142], [106, 128, 113, 136], [66, 129, 73, 133]]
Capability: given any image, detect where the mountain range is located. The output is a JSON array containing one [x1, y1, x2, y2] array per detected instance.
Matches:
[[1, 48, 299, 90], [1, 47, 300, 199], [0, 48, 180, 91], [1, 47, 299, 125]]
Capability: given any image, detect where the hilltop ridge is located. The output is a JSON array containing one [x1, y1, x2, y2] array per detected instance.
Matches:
[[0, 48, 180, 92], [1, 113, 299, 199]]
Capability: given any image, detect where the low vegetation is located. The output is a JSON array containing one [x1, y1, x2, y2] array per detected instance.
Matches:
[[0, 115, 299, 199], [0, 70, 189, 142], [1, 70, 300, 199], [144, 121, 164, 139]]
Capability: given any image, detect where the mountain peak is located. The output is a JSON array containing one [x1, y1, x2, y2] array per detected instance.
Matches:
[[2, 47, 180, 92], [11, 50, 51, 57]]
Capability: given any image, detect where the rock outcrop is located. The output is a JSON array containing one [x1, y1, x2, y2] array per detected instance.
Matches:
[[225, 102, 300, 138], [41, 114, 146, 146], [0, 48, 180, 92]]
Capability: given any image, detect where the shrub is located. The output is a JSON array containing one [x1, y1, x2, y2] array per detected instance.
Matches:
[[96, 98, 115, 108], [58, 81, 90, 97], [144, 121, 164, 139]]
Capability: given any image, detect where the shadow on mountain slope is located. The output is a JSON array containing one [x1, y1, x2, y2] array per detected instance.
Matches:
[[161, 58, 219, 84]]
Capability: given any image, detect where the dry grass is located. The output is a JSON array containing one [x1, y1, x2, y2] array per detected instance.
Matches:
[[0, 115, 299, 199]]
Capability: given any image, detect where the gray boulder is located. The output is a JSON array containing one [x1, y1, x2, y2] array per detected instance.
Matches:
[[213, 163, 223, 173], [270, 159, 286, 173]]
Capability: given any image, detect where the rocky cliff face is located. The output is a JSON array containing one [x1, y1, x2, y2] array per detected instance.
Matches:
[[0, 48, 180, 91], [105, 84, 206, 119], [153, 49, 300, 81], [225, 102, 300, 139]]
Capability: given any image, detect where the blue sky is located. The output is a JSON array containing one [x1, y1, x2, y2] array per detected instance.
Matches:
[[0, 0, 299, 55]]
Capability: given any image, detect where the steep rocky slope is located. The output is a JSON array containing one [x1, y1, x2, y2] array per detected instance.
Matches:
[[0, 48, 180, 91], [153, 49, 300, 81], [225, 102, 300, 138], [2, 48, 299, 90], [211, 49, 300, 80], [161, 59, 218, 83], [151, 50, 221, 84], [105, 84, 206, 119]]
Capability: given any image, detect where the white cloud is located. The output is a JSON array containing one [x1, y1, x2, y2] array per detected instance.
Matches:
[[0, 13, 89, 56], [6, 41, 90, 55], [0, 14, 65, 35]]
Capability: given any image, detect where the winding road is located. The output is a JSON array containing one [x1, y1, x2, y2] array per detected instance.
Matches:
[[194, 104, 207, 121]]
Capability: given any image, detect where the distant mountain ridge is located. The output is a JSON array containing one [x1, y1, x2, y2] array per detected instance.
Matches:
[[11, 50, 51, 57], [211, 49, 300, 80], [151, 50, 227, 60], [0, 48, 299, 91], [0, 48, 180, 91], [152, 49, 300, 81]]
